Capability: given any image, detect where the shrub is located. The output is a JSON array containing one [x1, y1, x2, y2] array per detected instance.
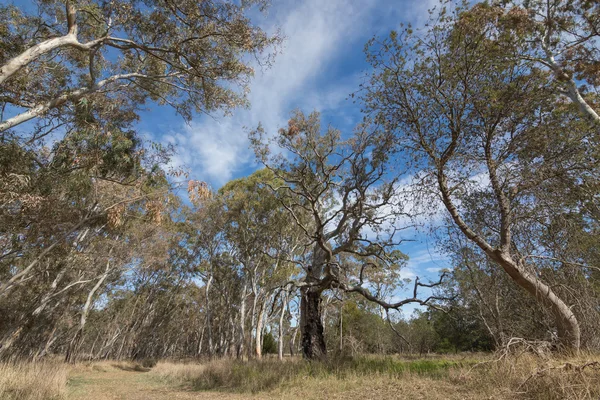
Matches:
[[262, 332, 277, 354]]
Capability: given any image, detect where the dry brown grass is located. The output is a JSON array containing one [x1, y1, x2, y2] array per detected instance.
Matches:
[[2, 352, 597, 400], [0, 361, 68, 400], [452, 352, 600, 400], [151, 353, 600, 399], [152, 361, 207, 384]]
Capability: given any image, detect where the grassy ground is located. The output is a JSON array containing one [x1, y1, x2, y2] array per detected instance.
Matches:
[[1, 353, 599, 399]]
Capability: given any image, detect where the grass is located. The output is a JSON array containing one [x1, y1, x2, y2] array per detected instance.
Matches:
[[452, 352, 600, 400], [0, 361, 68, 400], [153, 353, 600, 399], [152, 354, 481, 394], [1, 352, 599, 399]]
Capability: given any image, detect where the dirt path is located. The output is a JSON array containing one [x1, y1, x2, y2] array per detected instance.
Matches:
[[67, 367, 253, 400]]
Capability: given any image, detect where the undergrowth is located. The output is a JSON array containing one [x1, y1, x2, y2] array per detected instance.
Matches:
[[0, 361, 68, 400], [154, 355, 473, 393], [153, 353, 600, 399]]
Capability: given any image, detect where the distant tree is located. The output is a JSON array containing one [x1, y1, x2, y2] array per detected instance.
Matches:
[[218, 168, 302, 359], [262, 331, 277, 355], [0, 0, 280, 361]]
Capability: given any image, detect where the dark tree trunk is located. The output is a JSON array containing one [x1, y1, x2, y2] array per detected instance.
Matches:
[[300, 288, 326, 359]]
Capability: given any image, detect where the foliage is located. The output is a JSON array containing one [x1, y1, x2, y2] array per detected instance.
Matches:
[[262, 331, 277, 354], [362, 0, 598, 350]]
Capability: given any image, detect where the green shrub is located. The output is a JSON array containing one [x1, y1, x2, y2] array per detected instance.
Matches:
[[262, 332, 277, 354]]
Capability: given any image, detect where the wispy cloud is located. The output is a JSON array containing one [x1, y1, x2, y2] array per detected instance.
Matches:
[[165, 0, 383, 186]]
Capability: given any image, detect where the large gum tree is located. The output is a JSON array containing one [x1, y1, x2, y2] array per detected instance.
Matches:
[[363, 3, 598, 350], [251, 111, 446, 359]]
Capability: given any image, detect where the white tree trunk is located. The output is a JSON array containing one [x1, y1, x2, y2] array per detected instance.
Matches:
[[278, 287, 290, 360], [255, 296, 268, 359], [66, 259, 111, 363]]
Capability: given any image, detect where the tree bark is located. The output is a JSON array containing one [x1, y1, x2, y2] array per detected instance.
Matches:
[[278, 287, 289, 360], [492, 251, 581, 350], [339, 302, 343, 353], [237, 280, 247, 359], [290, 325, 299, 357], [300, 288, 327, 360], [255, 296, 268, 359]]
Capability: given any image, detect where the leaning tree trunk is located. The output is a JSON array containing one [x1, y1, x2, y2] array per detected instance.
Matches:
[[438, 171, 581, 351], [300, 287, 327, 360], [492, 251, 581, 350], [65, 260, 111, 363]]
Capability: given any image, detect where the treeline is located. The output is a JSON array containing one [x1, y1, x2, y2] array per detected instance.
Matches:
[[1, 0, 599, 363]]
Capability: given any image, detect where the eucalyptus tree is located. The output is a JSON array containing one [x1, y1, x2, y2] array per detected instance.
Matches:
[[252, 111, 446, 359], [0, 0, 280, 134], [491, 0, 600, 123], [363, 3, 599, 350], [0, 0, 279, 342], [218, 169, 302, 359]]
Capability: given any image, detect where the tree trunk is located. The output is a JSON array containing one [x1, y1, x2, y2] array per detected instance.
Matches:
[[300, 288, 327, 360], [339, 302, 343, 353], [492, 251, 581, 350], [437, 171, 581, 351], [66, 259, 111, 363], [290, 325, 299, 357], [255, 296, 268, 359], [204, 275, 214, 358], [237, 281, 247, 359], [197, 324, 205, 357], [278, 288, 289, 360]]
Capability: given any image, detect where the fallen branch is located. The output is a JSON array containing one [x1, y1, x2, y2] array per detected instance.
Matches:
[[518, 361, 600, 391]]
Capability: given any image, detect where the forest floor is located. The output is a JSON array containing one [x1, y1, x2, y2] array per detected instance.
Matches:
[[63, 353, 600, 400]]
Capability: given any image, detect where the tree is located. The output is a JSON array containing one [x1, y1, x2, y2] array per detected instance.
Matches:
[[218, 168, 301, 359], [492, 0, 600, 123], [363, 3, 598, 350], [251, 111, 446, 359], [0, 0, 280, 134]]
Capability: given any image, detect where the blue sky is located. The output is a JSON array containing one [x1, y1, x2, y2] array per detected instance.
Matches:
[[138, 0, 441, 186], [4, 0, 451, 315], [133, 0, 451, 315]]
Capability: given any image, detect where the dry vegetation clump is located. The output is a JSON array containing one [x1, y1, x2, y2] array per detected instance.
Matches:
[[0, 361, 68, 400], [152, 361, 207, 384], [452, 352, 600, 400]]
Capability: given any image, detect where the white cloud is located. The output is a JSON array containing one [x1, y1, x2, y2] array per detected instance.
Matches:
[[405, 247, 448, 270], [165, 0, 381, 185]]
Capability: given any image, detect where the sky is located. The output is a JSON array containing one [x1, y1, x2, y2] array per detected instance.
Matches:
[[134, 0, 451, 316], [3, 0, 450, 316]]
